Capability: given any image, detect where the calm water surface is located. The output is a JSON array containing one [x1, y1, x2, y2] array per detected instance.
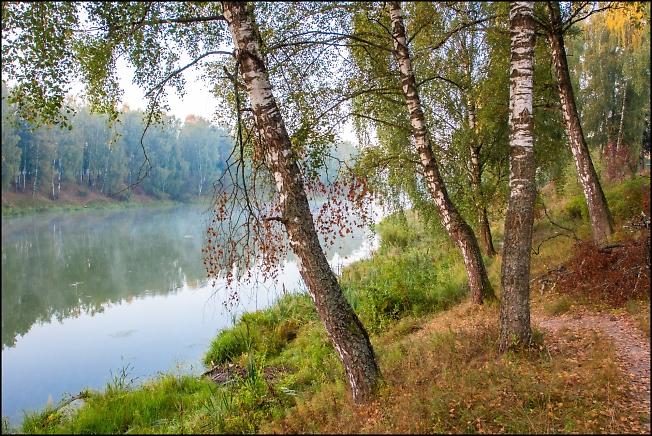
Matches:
[[1, 204, 374, 427]]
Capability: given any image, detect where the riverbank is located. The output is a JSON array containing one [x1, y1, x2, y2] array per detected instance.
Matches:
[[6, 175, 650, 434], [1, 182, 210, 217]]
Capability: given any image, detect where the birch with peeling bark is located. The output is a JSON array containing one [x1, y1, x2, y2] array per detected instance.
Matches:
[[542, 1, 614, 244], [387, 1, 494, 305], [222, 1, 379, 405], [498, 1, 536, 352]]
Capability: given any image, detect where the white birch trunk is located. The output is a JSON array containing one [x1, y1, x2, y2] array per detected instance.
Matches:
[[546, 1, 613, 243], [32, 143, 39, 197], [388, 1, 494, 304], [498, 1, 536, 352], [222, 1, 379, 404], [616, 81, 627, 151]]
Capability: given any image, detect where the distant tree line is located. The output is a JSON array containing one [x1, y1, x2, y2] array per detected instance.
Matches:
[[1, 83, 233, 201], [1, 82, 359, 202]]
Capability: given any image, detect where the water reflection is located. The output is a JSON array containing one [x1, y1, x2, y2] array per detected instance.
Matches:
[[1, 204, 374, 426], [2, 207, 208, 350]]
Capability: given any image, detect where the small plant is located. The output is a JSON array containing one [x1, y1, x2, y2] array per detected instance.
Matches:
[[106, 360, 138, 394], [2, 416, 13, 434]]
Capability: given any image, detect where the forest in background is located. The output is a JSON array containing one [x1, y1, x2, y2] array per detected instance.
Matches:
[[1, 83, 358, 205]]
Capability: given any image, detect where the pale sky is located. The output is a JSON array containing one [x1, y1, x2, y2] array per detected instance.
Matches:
[[116, 58, 218, 123], [115, 57, 357, 143]]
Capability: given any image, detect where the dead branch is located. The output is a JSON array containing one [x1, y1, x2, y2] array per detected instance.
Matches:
[[599, 243, 625, 253]]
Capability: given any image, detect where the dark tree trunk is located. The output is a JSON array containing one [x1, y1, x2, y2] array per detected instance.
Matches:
[[479, 205, 496, 257], [546, 1, 613, 244], [388, 1, 494, 304], [465, 69, 497, 258], [499, 1, 536, 352], [222, 1, 379, 404]]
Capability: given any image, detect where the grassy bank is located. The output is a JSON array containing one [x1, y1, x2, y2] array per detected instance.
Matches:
[[5, 174, 649, 434], [1, 182, 210, 217]]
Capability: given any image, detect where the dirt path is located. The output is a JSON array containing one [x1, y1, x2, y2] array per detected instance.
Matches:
[[532, 308, 651, 433]]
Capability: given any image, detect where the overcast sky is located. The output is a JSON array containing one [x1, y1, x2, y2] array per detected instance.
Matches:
[[115, 57, 357, 143], [116, 58, 218, 123]]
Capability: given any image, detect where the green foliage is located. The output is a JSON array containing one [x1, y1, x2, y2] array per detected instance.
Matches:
[[204, 293, 318, 367], [339, 212, 468, 334], [604, 174, 650, 224], [375, 212, 422, 250], [567, 4, 651, 154], [562, 194, 589, 221], [341, 248, 466, 334]]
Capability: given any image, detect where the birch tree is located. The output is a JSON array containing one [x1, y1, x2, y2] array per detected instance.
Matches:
[[534, 1, 614, 244], [498, 1, 536, 352], [387, 1, 494, 304], [220, 1, 379, 404]]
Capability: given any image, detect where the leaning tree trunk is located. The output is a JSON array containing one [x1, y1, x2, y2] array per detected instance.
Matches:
[[498, 1, 536, 352], [546, 1, 613, 244], [388, 1, 494, 304], [222, 1, 379, 404]]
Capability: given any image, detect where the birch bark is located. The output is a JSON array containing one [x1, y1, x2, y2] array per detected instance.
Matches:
[[616, 81, 627, 151], [498, 1, 536, 352], [388, 1, 494, 304], [222, 1, 379, 404], [546, 1, 613, 244]]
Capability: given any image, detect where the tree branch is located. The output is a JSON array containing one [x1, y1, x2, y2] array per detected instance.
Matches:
[[144, 50, 233, 98]]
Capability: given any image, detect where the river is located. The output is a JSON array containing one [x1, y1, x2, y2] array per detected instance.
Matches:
[[1, 203, 376, 427]]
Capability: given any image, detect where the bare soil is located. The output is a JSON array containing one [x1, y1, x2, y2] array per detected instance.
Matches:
[[532, 307, 651, 433]]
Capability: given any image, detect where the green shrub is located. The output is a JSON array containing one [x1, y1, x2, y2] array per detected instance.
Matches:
[[562, 195, 588, 221], [376, 212, 422, 251], [604, 175, 650, 224], [204, 293, 318, 367], [204, 323, 257, 366], [341, 244, 466, 334]]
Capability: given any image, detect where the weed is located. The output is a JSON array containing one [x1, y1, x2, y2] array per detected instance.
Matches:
[[1, 417, 11, 434], [106, 360, 138, 394]]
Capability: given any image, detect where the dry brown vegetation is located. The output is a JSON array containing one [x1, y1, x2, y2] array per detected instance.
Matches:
[[555, 237, 650, 306], [263, 301, 643, 434]]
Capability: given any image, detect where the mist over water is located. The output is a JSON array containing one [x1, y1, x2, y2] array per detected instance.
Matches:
[[1, 204, 376, 427]]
